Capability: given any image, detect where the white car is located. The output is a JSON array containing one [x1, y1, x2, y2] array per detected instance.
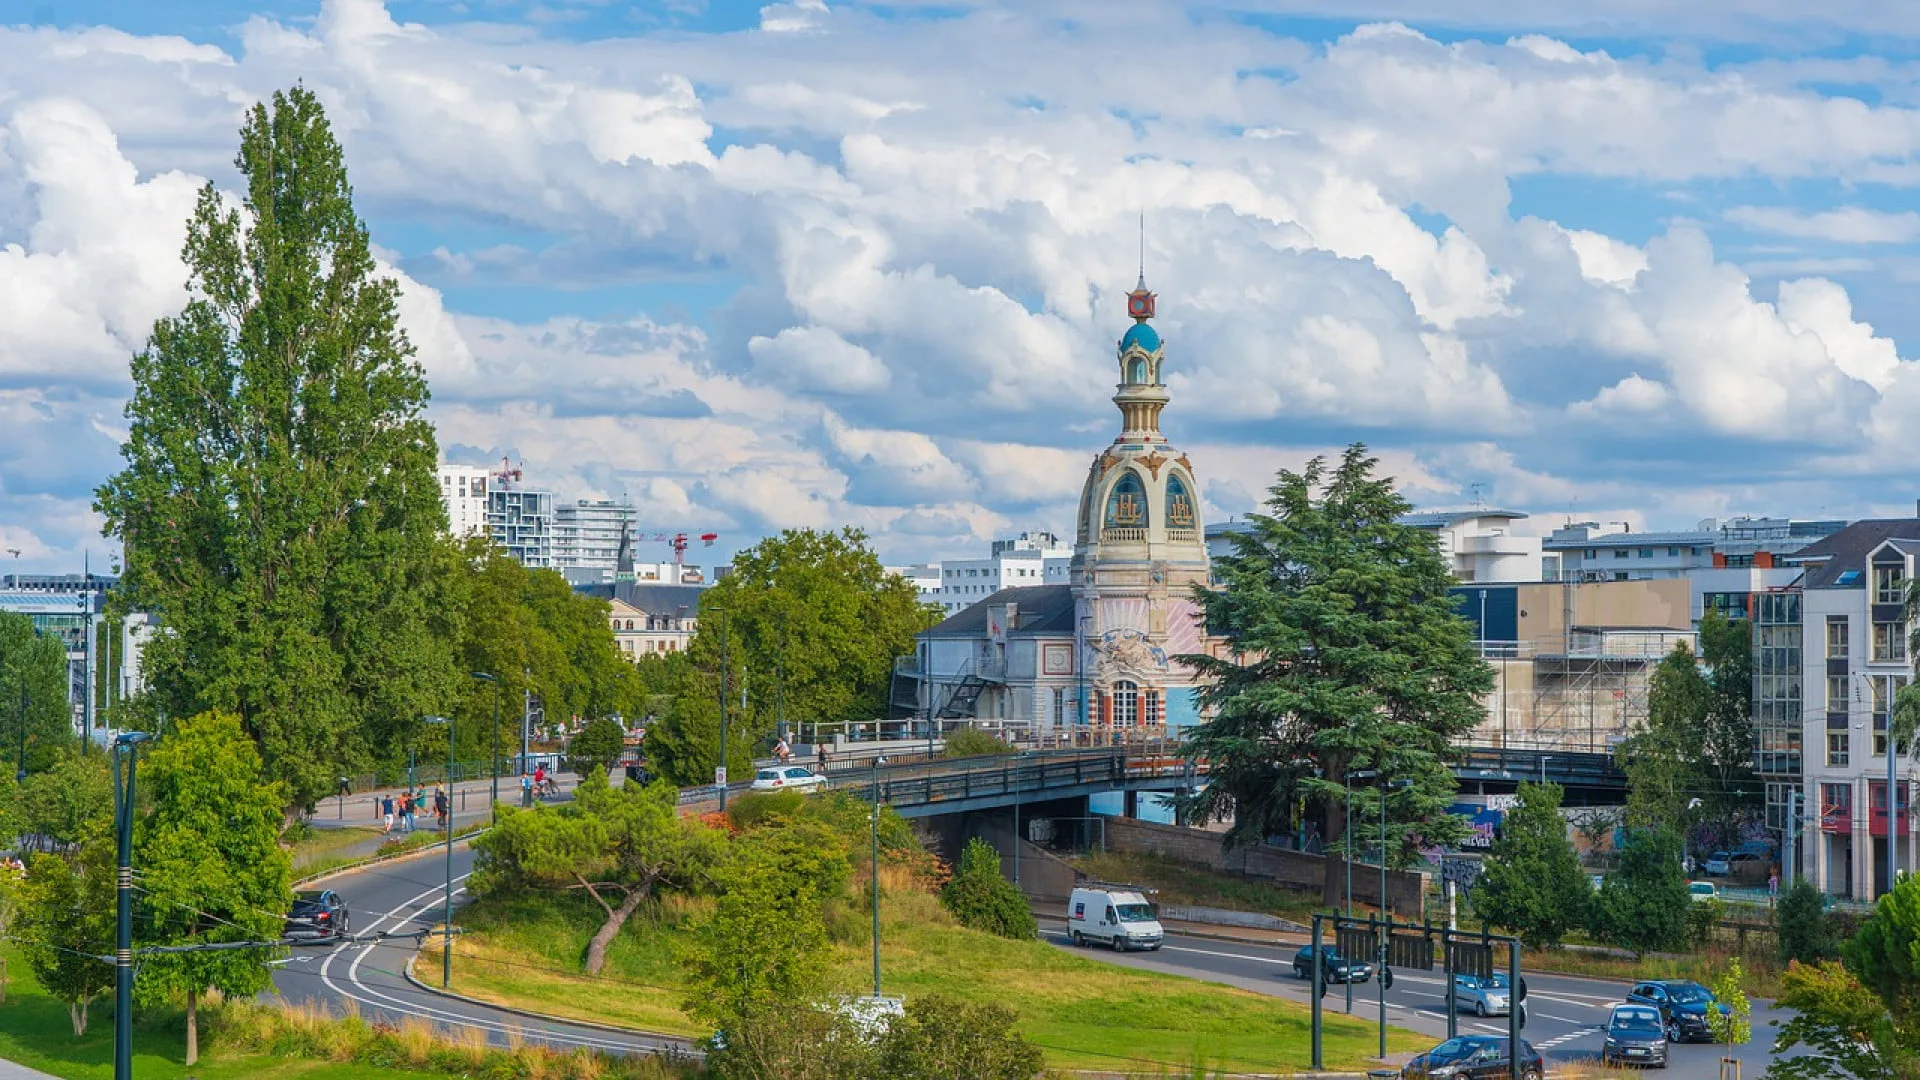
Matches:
[[1703, 852, 1733, 876], [750, 765, 828, 793], [1689, 880, 1720, 903]]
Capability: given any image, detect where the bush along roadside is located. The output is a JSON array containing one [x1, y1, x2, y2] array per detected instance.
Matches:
[[213, 997, 696, 1079]]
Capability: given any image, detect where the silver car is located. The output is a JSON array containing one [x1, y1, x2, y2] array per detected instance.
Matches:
[[1451, 973, 1514, 1017]]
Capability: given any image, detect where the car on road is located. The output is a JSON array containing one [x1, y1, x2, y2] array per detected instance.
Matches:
[[1291, 944, 1372, 984], [1627, 980, 1722, 1043], [285, 889, 349, 941], [1703, 851, 1733, 875], [1602, 1002, 1670, 1068], [1399, 1035, 1544, 1079], [750, 766, 827, 793], [1689, 880, 1720, 903], [1449, 973, 1514, 1017]]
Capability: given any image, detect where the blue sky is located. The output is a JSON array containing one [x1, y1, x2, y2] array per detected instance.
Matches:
[[4, 0, 1920, 573]]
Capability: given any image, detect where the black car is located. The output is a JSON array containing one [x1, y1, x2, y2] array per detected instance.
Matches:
[[1627, 980, 1721, 1043], [285, 889, 350, 941], [1400, 1035, 1544, 1079], [1603, 1003, 1670, 1068], [1291, 944, 1373, 984]]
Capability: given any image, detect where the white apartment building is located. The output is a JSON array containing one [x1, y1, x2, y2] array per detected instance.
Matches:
[[1796, 520, 1920, 901], [553, 500, 637, 576], [438, 464, 491, 538], [921, 532, 1073, 615], [1208, 509, 1545, 584]]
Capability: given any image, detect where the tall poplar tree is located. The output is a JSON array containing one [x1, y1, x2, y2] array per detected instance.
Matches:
[[1179, 446, 1493, 906], [96, 86, 458, 809]]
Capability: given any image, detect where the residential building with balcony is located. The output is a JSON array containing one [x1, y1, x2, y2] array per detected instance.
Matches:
[[1209, 509, 1546, 585], [552, 500, 638, 579], [1793, 519, 1920, 899], [438, 463, 491, 538]]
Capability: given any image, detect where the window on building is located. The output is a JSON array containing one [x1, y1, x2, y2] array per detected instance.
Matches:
[[1585, 548, 1597, 559], [1639, 548, 1654, 558], [1823, 783, 1852, 817], [1052, 688, 1066, 723], [1828, 675, 1849, 710], [1828, 617, 1850, 660], [1872, 732, 1905, 757], [1876, 564, 1906, 605], [1613, 572, 1629, 581], [1113, 680, 1139, 725], [1828, 731, 1850, 767], [1614, 549, 1630, 559], [1874, 621, 1907, 663], [1667, 546, 1681, 556]]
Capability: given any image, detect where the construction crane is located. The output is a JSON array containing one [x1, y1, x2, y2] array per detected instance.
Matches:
[[492, 456, 524, 485], [653, 532, 720, 566]]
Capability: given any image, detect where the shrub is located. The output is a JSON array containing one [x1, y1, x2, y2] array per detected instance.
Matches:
[[1777, 878, 1837, 965], [942, 727, 1014, 758], [727, 789, 807, 829], [939, 838, 1036, 939], [1685, 896, 1725, 948], [872, 993, 1043, 1080]]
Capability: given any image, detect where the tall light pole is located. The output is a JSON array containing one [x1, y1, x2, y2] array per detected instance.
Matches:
[[1379, 776, 1414, 1060], [424, 715, 455, 988], [1344, 768, 1374, 1017], [471, 672, 500, 822], [111, 730, 151, 1080], [870, 755, 887, 997], [16, 687, 27, 784], [713, 607, 730, 810]]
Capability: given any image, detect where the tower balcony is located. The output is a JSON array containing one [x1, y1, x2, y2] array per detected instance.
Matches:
[[1100, 527, 1148, 544]]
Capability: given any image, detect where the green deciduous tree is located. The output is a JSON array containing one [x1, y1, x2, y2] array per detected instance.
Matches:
[[134, 711, 293, 1065], [686, 819, 850, 1063], [1588, 826, 1689, 957], [471, 771, 719, 974], [940, 838, 1037, 939], [567, 717, 628, 779], [1620, 614, 1761, 844], [664, 528, 936, 762], [18, 841, 114, 1035], [1472, 782, 1589, 947], [869, 994, 1044, 1080], [1767, 960, 1920, 1080], [1842, 870, 1920, 1031], [1709, 958, 1753, 1055], [1620, 644, 1708, 832], [1778, 877, 1839, 966], [20, 752, 112, 852], [95, 85, 459, 812], [1178, 446, 1493, 905], [0, 614, 78, 772], [645, 664, 760, 788]]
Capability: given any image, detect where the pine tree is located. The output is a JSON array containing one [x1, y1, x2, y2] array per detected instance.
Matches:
[[1472, 782, 1590, 947], [1179, 445, 1493, 905], [96, 86, 458, 811]]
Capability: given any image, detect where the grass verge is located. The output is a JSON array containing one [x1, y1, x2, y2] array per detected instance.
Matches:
[[1068, 849, 1337, 924], [289, 826, 386, 879], [438, 883, 1425, 1074]]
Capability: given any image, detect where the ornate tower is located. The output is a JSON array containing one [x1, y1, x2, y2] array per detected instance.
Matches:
[[1069, 274, 1211, 730]]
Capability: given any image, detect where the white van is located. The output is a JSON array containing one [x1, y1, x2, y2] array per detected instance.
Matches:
[[1067, 885, 1164, 951]]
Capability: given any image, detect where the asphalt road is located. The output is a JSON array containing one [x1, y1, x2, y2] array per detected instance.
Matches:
[[271, 838, 695, 1062], [282, 830, 1797, 1079], [1037, 918, 1797, 1079]]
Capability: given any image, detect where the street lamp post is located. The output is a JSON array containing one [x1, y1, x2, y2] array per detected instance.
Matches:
[[111, 730, 151, 1080], [870, 756, 888, 997], [16, 687, 27, 784], [471, 672, 500, 823], [714, 607, 730, 810], [1378, 777, 1414, 1060], [424, 715, 456, 988]]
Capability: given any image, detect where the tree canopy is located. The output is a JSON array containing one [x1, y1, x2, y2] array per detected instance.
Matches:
[[96, 85, 459, 810], [134, 711, 293, 1065], [1177, 445, 1493, 904], [1471, 781, 1589, 947], [0, 614, 77, 773], [1588, 825, 1689, 958], [1618, 613, 1759, 843], [19, 839, 114, 1035]]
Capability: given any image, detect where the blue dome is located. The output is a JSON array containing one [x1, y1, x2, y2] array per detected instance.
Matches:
[[1119, 322, 1161, 353]]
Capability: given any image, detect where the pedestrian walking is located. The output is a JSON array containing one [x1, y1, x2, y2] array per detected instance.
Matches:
[[381, 795, 395, 834], [434, 787, 448, 829], [521, 772, 534, 808], [1769, 869, 1780, 905], [401, 792, 416, 833]]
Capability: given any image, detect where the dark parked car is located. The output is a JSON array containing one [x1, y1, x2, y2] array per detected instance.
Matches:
[[1627, 980, 1722, 1043], [1291, 944, 1373, 984], [285, 889, 350, 941], [1603, 1003, 1670, 1068], [1400, 1035, 1544, 1079]]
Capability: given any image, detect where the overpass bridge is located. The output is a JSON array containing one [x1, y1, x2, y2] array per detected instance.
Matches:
[[690, 742, 1627, 819]]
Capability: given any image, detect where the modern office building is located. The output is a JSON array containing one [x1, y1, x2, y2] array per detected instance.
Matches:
[[919, 531, 1072, 615], [552, 500, 638, 577], [1546, 517, 1847, 583]]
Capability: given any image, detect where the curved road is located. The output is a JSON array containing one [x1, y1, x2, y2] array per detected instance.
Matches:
[[272, 838, 695, 1061], [282, 833, 1790, 1079]]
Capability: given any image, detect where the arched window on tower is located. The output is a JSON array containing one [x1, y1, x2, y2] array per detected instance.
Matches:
[[1166, 473, 1196, 532], [1129, 357, 1147, 383], [1105, 472, 1149, 530], [1113, 680, 1140, 725]]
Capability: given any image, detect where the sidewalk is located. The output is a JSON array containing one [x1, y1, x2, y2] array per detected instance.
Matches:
[[0, 1059, 58, 1079], [308, 772, 580, 830]]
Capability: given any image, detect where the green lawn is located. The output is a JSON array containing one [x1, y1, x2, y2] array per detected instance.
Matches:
[[0, 955, 438, 1080], [289, 825, 386, 879], [444, 886, 1424, 1074], [1070, 848, 1339, 924]]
